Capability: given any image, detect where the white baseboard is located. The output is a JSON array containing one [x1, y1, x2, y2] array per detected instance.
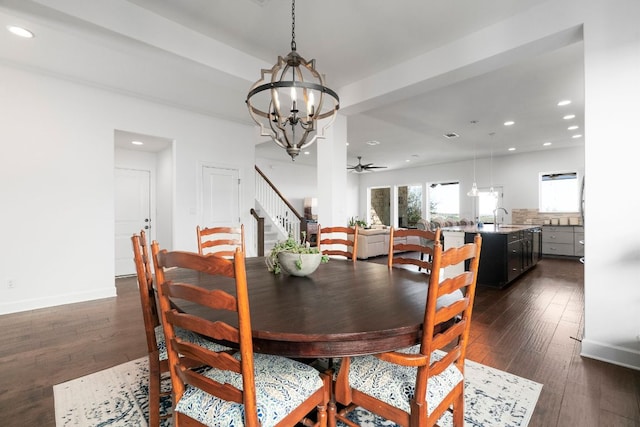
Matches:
[[0, 287, 116, 315], [581, 338, 640, 371]]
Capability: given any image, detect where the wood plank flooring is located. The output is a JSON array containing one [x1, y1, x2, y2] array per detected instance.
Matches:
[[0, 257, 638, 426]]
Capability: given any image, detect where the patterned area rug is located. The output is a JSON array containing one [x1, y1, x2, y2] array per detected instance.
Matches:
[[54, 356, 542, 427]]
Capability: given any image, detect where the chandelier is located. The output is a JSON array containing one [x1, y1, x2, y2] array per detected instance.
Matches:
[[246, 0, 340, 160]]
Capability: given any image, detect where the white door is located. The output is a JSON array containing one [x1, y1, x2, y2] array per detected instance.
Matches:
[[201, 165, 240, 227], [115, 168, 151, 276]]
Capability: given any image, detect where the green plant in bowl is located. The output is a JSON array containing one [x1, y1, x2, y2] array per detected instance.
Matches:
[[266, 232, 329, 275]]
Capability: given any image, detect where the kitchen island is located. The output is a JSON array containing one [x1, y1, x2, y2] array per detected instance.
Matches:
[[442, 224, 542, 288]]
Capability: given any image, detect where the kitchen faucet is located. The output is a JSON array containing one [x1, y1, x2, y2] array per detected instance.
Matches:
[[493, 207, 509, 227]]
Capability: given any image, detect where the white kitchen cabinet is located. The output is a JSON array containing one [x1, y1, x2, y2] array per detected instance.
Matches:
[[574, 226, 585, 257], [542, 225, 583, 257]]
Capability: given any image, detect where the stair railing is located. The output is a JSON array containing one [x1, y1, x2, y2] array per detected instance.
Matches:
[[249, 208, 265, 257], [255, 165, 305, 241]]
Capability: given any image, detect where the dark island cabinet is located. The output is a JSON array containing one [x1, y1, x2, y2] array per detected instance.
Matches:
[[465, 227, 541, 288]]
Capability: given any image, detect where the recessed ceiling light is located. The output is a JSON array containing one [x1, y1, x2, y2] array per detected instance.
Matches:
[[563, 114, 576, 120], [345, 142, 349, 146], [568, 125, 579, 130], [443, 132, 459, 139], [7, 25, 34, 38], [508, 147, 516, 151], [504, 121, 515, 126], [557, 100, 571, 106], [131, 140, 144, 146], [543, 142, 552, 146], [366, 140, 380, 146], [405, 159, 411, 163], [304, 151, 310, 155], [572, 134, 582, 139]]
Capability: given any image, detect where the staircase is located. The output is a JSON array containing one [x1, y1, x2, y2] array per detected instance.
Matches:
[[252, 205, 283, 254], [253, 166, 307, 256]]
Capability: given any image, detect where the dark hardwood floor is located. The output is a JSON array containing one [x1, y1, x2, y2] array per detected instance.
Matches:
[[0, 257, 638, 426]]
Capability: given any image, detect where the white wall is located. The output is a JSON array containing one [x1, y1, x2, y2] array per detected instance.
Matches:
[[0, 64, 258, 314], [580, 0, 640, 369]]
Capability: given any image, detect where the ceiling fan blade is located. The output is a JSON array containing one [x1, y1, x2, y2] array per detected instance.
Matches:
[[349, 157, 386, 171]]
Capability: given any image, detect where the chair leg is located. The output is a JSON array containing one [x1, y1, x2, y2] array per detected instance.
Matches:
[[328, 401, 336, 427], [148, 355, 161, 427], [419, 252, 424, 271], [453, 383, 465, 426]]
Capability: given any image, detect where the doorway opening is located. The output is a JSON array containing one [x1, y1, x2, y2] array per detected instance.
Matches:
[[114, 129, 173, 276]]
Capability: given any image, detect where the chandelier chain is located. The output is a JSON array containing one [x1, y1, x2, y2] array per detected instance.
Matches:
[[290, 0, 296, 51]]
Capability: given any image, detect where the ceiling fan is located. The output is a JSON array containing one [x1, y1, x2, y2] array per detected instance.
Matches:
[[348, 156, 388, 173]]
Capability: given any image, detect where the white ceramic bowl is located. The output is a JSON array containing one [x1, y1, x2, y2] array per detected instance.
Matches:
[[277, 252, 322, 276]]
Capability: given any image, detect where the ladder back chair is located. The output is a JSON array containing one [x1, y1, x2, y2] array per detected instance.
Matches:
[[131, 231, 230, 426], [131, 230, 167, 427], [332, 234, 482, 427], [196, 224, 245, 258], [318, 225, 358, 261], [151, 244, 330, 427], [416, 219, 437, 270], [388, 227, 442, 272]]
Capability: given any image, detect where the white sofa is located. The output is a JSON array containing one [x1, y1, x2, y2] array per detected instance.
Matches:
[[356, 228, 420, 259]]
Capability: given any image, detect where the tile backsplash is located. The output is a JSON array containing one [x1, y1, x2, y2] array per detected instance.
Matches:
[[512, 208, 583, 226]]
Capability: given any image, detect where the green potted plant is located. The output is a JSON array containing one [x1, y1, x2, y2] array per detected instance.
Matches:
[[266, 232, 329, 276], [348, 216, 368, 228]]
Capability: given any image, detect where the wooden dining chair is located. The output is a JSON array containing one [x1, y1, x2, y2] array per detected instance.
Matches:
[[131, 231, 231, 427], [416, 218, 437, 270], [151, 243, 330, 427], [388, 226, 441, 272], [318, 225, 358, 261], [332, 234, 482, 427], [196, 224, 245, 257]]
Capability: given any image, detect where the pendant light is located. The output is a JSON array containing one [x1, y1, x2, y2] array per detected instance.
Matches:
[[246, 0, 340, 160], [467, 143, 479, 197]]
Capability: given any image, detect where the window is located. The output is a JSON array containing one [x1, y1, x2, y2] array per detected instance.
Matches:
[[397, 185, 422, 227], [539, 172, 579, 213], [478, 187, 503, 223], [369, 187, 391, 226], [428, 181, 460, 219]]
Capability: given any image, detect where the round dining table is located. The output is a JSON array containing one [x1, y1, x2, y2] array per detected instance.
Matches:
[[168, 256, 431, 359]]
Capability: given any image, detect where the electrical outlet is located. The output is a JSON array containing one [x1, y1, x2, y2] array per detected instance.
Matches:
[[7, 279, 15, 289]]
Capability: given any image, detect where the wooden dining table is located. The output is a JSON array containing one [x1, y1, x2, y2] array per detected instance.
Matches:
[[167, 256, 431, 359]]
